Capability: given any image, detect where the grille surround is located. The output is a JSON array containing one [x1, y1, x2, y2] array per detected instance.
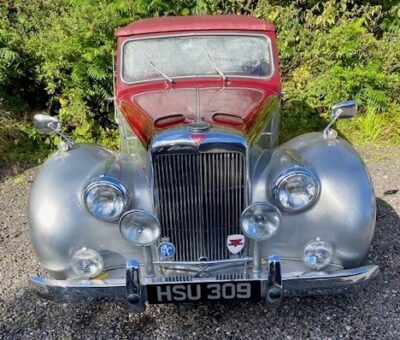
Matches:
[[153, 148, 247, 261]]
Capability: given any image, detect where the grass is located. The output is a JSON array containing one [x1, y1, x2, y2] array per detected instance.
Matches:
[[13, 174, 27, 185], [336, 111, 400, 147]]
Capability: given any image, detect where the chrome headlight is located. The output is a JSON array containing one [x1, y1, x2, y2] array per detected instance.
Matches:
[[84, 177, 129, 222], [240, 202, 281, 241], [120, 210, 161, 246], [272, 168, 320, 212]]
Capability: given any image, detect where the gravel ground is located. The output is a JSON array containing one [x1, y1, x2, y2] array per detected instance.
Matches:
[[0, 146, 399, 339]]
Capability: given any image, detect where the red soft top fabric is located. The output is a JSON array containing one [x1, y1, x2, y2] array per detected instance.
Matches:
[[116, 15, 275, 37]]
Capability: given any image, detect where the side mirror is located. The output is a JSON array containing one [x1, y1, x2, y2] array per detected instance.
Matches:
[[324, 100, 358, 139], [332, 100, 358, 119], [33, 114, 60, 134]]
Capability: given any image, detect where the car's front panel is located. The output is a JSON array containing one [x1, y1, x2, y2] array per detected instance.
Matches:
[[28, 130, 379, 309]]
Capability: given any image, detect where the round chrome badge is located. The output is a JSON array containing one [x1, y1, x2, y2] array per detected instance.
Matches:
[[158, 241, 176, 259]]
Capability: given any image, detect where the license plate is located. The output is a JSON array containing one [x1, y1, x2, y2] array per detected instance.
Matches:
[[146, 280, 261, 304]]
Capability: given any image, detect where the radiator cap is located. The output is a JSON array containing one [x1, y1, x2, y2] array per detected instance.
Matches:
[[188, 122, 210, 133]]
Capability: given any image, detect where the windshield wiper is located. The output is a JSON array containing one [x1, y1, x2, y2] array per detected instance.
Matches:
[[203, 47, 227, 83], [143, 53, 173, 84]]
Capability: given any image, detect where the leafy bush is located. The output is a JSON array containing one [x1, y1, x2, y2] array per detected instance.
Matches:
[[0, 110, 51, 164], [255, 0, 400, 145], [0, 3, 46, 113], [0, 0, 399, 165]]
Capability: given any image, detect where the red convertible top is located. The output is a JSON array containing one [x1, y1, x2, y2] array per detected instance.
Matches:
[[116, 15, 276, 37]]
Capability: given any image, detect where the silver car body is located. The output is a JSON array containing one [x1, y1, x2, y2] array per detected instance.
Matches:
[[28, 16, 378, 308]]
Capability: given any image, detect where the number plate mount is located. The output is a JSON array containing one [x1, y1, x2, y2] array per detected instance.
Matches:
[[146, 280, 262, 304]]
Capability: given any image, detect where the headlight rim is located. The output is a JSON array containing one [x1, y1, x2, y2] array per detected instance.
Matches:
[[84, 176, 130, 222], [272, 167, 320, 213], [119, 209, 161, 246]]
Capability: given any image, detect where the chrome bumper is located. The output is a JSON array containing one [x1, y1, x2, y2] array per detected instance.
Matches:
[[29, 258, 379, 311]]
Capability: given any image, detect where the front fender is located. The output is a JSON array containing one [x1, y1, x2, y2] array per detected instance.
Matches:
[[252, 132, 376, 268], [29, 144, 153, 279]]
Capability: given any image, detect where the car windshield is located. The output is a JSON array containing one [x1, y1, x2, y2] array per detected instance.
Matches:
[[122, 35, 272, 83]]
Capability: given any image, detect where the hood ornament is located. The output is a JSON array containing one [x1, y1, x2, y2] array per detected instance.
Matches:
[[188, 122, 209, 145]]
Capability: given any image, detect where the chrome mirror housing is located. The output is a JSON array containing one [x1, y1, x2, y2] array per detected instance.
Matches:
[[332, 100, 358, 119], [324, 100, 358, 139], [33, 114, 60, 134], [33, 114, 74, 150]]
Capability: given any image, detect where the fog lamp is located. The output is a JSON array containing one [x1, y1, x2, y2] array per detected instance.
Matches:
[[303, 238, 334, 270], [240, 202, 280, 241], [71, 247, 104, 278], [120, 210, 161, 246]]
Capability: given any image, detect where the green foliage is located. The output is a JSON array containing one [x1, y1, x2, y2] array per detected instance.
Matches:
[[255, 0, 400, 145], [0, 0, 399, 165], [0, 111, 51, 165], [0, 0, 254, 163], [133, 0, 254, 17], [0, 3, 46, 112], [1, 1, 133, 147]]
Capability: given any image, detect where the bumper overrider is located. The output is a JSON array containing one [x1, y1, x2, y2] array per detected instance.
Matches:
[[29, 256, 379, 312]]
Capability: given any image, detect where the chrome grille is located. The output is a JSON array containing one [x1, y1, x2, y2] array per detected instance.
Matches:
[[160, 273, 248, 282], [154, 152, 246, 261]]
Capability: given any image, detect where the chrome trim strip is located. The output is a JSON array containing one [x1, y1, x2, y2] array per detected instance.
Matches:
[[120, 33, 275, 85], [283, 265, 379, 291], [150, 128, 248, 154], [29, 275, 127, 303], [154, 257, 252, 266], [155, 258, 252, 275], [29, 265, 379, 303]]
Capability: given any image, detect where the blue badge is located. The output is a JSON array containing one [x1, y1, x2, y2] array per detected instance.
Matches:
[[158, 242, 176, 258]]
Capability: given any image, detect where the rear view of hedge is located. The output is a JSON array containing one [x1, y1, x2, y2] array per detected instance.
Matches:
[[0, 0, 399, 164]]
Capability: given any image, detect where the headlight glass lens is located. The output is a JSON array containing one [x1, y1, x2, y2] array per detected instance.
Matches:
[[84, 177, 129, 222], [303, 239, 334, 270], [240, 203, 280, 241], [273, 168, 319, 212], [71, 247, 104, 278], [120, 210, 161, 246]]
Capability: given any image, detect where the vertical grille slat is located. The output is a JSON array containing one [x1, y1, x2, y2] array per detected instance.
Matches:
[[154, 151, 246, 261]]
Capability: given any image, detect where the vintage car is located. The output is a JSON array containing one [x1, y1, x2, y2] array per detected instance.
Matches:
[[29, 15, 378, 310]]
